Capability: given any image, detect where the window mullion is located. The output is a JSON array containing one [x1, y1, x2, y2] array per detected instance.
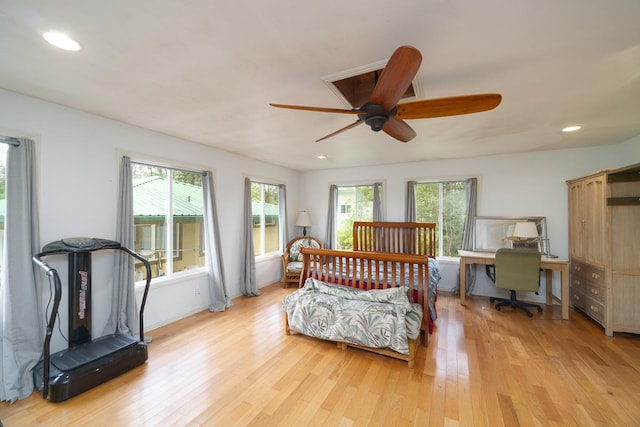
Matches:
[[438, 183, 444, 257], [355, 187, 360, 221], [166, 170, 174, 275], [260, 184, 266, 255]]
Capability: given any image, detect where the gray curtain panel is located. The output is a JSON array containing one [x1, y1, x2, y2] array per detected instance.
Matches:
[[104, 156, 138, 337], [278, 184, 288, 250], [373, 182, 383, 221], [405, 180, 417, 222], [0, 138, 42, 402], [453, 177, 478, 294], [324, 185, 337, 249], [241, 178, 260, 296], [203, 171, 231, 311]]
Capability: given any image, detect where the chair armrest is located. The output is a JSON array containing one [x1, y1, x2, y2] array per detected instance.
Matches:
[[282, 252, 291, 269]]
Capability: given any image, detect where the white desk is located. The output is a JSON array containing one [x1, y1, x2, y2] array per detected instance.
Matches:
[[458, 250, 570, 319]]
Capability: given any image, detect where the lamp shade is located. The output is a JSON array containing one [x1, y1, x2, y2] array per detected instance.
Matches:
[[512, 222, 539, 239], [295, 211, 312, 228]]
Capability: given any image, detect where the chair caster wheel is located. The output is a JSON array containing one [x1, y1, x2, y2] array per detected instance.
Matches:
[[526, 311, 533, 317], [495, 306, 501, 311], [537, 307, 543, 313]]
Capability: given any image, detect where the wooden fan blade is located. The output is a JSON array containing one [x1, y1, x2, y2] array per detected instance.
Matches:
[[316, 120, 363, 142], [395, 94, 502, 120], [270, 103, 362, 114], [370, 46, 422, 112], [382, 118, 416, 143]]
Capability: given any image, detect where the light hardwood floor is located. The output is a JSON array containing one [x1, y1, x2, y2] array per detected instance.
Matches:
[[2, 283, 640, 426]]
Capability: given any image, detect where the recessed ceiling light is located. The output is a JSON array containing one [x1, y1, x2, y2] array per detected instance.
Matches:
[[317, 155, 328, 160], [562, 125, 582, 133], [43, 31, 81, 51]]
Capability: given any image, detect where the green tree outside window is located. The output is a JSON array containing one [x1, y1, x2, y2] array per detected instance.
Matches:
[[416, 181, 466, 257], [336, 185, 374, 249]]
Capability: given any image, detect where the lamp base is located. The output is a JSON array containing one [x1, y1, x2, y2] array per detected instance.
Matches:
[[302, 227, 307, 236]]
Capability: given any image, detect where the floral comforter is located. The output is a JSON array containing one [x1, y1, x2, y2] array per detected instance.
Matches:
[[283, 278, 423, 355]]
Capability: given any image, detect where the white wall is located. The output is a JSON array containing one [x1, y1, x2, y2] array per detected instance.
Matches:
[[1, 89, 300, 351], [298, 138, 640, 302], [3, 86, 639, 350]]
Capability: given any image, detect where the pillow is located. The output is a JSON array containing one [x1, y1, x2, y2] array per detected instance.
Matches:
[[289, 238, 320, 262]]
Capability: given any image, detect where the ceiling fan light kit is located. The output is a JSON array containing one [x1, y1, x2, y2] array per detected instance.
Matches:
[[271, 45, 502, 143]]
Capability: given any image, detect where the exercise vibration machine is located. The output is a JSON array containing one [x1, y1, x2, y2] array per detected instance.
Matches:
[[32, 237, 152, 402]]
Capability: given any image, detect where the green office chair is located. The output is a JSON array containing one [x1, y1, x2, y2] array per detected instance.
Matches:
[[490, 248, 543, 317]]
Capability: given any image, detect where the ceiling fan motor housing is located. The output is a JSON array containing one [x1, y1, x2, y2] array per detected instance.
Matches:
[[359, 103, 396, 132]]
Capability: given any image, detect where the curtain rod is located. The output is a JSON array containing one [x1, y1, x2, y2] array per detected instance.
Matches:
[[249, 179, 284, 187], [0, 135, 21, 146], [131, 160, 207, 176]]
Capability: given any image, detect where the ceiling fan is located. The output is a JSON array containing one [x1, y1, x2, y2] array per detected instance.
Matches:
[[270, 45, 502, 143]]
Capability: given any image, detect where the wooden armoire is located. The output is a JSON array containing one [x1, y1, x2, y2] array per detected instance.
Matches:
[[567, 163, 640, 336]]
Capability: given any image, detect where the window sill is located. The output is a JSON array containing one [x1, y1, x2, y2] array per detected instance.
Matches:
[[435, 256, 460, 265], [255, 252, 282, 263], [135, 267, 208, 292]]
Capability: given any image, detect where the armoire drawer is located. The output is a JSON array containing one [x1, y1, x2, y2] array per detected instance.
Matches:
[[571, 289, 586, 311], [583, 295, 605, 325], [571, 261, 587, 279], [571, 261, 604, 281], [571, 261, 605, 304], [584, 279, 605, 305]]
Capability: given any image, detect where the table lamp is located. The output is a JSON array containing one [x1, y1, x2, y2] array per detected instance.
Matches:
[[296, 211, 312, 236], [509, 221, 540, 250], [512, 221, 539, 241]]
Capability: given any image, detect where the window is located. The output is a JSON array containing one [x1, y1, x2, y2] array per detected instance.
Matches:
[[335, 185, 375, 249], [415, 180, 467, 257], [251, 181, 281, 256], [132, 163, 205, 279]]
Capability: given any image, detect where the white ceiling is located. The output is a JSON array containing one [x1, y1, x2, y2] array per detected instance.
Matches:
[[1, 1, 639, 171]]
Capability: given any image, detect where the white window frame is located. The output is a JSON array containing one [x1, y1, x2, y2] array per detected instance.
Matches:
[[414, 179, 468, 260], [334, 183, 377, 249], [131, 161, 207, 280], [251, 180, 283, 258]]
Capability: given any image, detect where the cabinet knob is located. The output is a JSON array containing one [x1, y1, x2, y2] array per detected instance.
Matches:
[[590, 305, 599, 313]]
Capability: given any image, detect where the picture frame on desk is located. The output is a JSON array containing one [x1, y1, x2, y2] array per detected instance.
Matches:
[[507, 239, 539, 250], [473, 216, 548, 253], [503, 237, 552, 254]]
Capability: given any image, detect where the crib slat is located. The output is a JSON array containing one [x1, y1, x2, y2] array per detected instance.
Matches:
[[352, 221, 436, 258]]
